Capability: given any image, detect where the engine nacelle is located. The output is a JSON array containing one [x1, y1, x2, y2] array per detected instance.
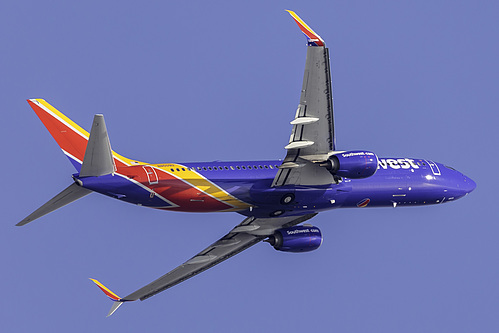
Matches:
[[266, 225, 322, 253], [322, 150, 378, 179]]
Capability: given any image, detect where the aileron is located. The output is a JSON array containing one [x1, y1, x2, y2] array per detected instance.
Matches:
[[119, 214, 316, 304]]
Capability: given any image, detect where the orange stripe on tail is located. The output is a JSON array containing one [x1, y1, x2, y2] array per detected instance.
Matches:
[[28, 99, 89, 165], [27, 99, 142, 170]]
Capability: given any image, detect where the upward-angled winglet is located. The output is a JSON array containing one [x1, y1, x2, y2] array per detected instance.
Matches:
[[90, 278, 129, 317], [90, 278, 121, 301], [286, 10, 325, 46]]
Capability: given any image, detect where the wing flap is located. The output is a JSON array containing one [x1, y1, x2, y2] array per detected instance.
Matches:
[[273, 12, 335, 187], [120, 214, 317, 302]]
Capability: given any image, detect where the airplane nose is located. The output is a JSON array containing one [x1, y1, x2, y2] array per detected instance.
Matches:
[[462, 175, 476, 194], [442, 168, 476, 200], [451, 173, 476, 199]]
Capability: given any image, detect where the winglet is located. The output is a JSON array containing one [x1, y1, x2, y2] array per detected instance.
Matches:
[[286, 10, 325, 47], [90, 278, 127, 317], [106, 301, 124, 317]]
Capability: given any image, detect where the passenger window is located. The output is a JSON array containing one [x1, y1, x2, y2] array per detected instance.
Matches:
[[248, 166, 252, 169], [269, 165, 273, 169], [242, 166, 246, 170], [237, 166, 241, 170], [230, 166, 234, 170], [170, 168, 175, 172], [203, 167, 207, 171]]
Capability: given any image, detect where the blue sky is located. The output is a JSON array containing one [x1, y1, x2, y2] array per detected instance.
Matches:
[[2, 0, 498, 332]]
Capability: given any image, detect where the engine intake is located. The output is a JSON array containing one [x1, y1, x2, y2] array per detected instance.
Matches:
[[266, 225, 322, 253], [322, 150, 378, 179]]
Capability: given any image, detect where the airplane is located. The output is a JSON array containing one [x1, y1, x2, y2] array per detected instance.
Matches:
[[17, 10, 476, 317]]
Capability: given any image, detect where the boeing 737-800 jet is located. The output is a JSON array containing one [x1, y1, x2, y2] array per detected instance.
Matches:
[[17, 11, 475, 316]]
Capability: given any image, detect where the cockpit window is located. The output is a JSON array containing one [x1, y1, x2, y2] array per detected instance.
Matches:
[[445, 165, 456, 171]]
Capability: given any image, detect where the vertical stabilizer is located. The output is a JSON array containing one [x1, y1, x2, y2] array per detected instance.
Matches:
[[26, 99, 139, 172]]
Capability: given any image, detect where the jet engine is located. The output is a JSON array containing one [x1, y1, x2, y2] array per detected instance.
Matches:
[[265, 225, 322, 252], [321, 150, 378, 179]]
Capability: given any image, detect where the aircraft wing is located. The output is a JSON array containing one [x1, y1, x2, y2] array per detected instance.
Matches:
[[93, 213, 317, 315], [122, 214, 316, 301], [272, 11, 336, 187]]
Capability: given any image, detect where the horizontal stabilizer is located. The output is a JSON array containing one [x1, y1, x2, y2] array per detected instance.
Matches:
[[79, 115, 115, 177], [17, 183, 92, 226]]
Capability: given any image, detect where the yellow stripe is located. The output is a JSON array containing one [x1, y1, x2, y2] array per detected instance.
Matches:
[[286, 10, 323, 41], [37, 99, 90, 138], [34, 99, 251, 207], [90, 278, 121, 300], [154, 164, 251, 209], [36, 99, 140, 166]]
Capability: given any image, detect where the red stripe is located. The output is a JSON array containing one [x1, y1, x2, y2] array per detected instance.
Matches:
[[295, 22, 324, 46], [118, 166, 233, 212], [95, 285, 120, 301], [29, 101, 89, 163]]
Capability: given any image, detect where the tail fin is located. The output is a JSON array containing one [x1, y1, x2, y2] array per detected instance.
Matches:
[[28, 99, 90, 171], [17, 99, 141, 226], [90, 278, 129, 317], [27, 99, 138, 171]]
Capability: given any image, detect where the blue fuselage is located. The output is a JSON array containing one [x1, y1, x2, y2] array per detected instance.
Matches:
[[180, 157, 476, 218], [76, 157, 475, 218]]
